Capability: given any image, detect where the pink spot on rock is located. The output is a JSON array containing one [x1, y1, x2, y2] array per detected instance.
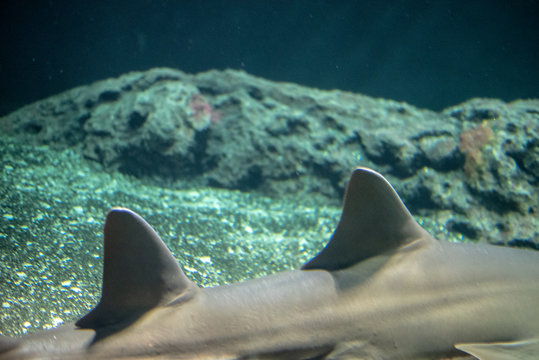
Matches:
[[188, 94, 221, 128]]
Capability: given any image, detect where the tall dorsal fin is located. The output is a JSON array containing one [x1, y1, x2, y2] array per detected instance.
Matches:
[[302, 167, 430, 271], [76, 208, 198, 329]]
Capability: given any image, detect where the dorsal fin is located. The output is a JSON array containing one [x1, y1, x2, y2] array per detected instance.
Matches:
[[302, 167, 430, 271], [76, 208, 198, 329]]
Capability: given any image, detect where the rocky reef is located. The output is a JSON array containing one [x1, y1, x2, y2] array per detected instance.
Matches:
[[1, 68, 537, 246]]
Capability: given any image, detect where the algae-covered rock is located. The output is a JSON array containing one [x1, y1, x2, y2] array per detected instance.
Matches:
[[1, 68, 537, 246]]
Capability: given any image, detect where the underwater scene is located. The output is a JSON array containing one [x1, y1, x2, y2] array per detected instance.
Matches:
[[0, 132, 341, 335], [0, 2, 538, 359]]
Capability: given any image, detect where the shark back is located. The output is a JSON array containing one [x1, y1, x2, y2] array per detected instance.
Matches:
[[2, 168, 538, 360], [0, 336, 19, 356]]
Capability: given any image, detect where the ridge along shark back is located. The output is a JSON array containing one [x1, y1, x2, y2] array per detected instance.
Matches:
[[1, 167, 538, 359]]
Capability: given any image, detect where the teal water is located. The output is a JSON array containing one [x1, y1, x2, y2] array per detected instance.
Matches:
[[0, 136, 341, 336]]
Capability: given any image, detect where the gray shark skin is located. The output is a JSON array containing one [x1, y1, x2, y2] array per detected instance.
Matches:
[[1, 167, 538, 360]]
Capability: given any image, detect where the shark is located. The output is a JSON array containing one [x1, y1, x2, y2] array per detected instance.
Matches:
[[1, 167, 538, 359]]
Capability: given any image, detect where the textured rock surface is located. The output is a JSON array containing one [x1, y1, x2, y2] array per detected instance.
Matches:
[[1, 68, 537, 246]]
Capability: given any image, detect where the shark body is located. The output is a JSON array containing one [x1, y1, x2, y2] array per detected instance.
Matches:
[[1, 167, 538, 359]]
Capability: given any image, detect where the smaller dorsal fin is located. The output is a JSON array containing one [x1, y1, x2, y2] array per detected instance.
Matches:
[[302, 168, 430, 271], [76, 208, 198, 329]]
